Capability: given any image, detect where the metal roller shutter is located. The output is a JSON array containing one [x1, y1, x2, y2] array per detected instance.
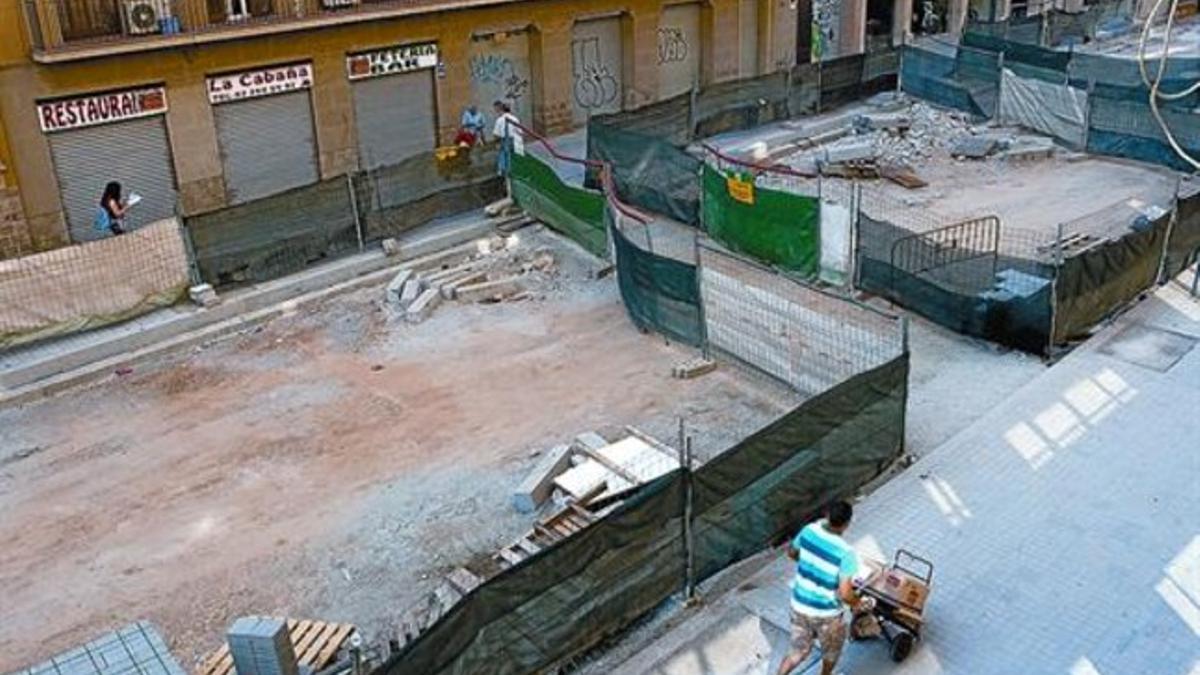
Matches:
[[468, 30, 533, 127], [353, 70, 437, 171], [658, 3, 702, 99], [571, 17, 624, 126], [215, 91, 319, 205], [739, 0, 761, 78], [49, 116, 178, 243]]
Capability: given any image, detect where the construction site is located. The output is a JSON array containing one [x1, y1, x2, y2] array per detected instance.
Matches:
[[2, 2, 1199, 675]]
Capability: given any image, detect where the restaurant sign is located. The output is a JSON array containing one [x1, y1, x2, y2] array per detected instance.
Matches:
[[207, 62, 314, 104], [346, 42, 438, 81], [37, 86, 168, 133]]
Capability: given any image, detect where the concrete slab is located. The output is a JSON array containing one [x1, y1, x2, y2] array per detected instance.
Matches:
[[1097, 322, 1196, 372]]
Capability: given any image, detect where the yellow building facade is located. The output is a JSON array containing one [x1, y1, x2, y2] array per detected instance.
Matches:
[[0, 0, 800, 256]]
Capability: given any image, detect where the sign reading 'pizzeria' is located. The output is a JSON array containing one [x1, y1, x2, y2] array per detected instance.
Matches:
[[37, 86, 168, 133], [207, 62, 314, 104], [346, 42, 438, 80]]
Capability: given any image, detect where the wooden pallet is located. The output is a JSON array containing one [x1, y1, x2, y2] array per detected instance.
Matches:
[[495, 503, 596, 569], [394, 567, 483, 651], [198, 618, 356, 675]]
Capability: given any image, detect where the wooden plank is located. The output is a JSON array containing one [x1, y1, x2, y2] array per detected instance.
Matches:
[[515, 537, 541, 555], [576, 446, 641, 486], [446, 567, 482, 594], [313, 623, 356, 668], [624, 426, 680, 461], [289, 619, 314, 650], [299, 622, 341, 664], [200, 649, 232, 675], [533, 523, 561, 541], [567, 503, 595, 522], [292, 621, 329, 663], [551, 522, 574, 537], [498, 547, 525, 566]]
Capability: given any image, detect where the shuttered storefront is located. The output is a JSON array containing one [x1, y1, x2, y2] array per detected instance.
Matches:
[[571, 17, 624, 126], [348, 43, 439, 171], [38, 86, 177, 242], [469, 29, 534, 127], [658, 3, 702, 99], [209, 63, 319, 205], [739, 0, 761, 78]]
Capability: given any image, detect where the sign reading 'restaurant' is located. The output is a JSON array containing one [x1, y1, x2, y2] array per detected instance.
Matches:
[[346, 42, 439, 81], [37, 86, 168, 133], [207, 62, 314, 104]]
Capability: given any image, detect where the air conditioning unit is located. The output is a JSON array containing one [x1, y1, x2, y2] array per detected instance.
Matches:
[[322, 0, 361, 8], [123, 0, 170, 35]]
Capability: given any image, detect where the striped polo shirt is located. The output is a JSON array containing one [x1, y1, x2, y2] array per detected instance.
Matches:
[[791, 520, 859, 618]]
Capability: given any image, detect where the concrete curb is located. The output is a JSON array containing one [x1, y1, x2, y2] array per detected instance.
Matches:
[[0, 213, 518, 408]]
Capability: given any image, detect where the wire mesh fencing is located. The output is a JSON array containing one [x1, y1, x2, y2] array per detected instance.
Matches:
[[697, 241, 905, 395], [0, 217, 192, 350]]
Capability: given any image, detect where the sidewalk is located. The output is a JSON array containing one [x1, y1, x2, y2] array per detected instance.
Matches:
[[612, 277, 1200, 675]]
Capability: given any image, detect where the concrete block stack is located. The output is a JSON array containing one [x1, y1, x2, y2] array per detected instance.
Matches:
[[226, 617, 299, 675]]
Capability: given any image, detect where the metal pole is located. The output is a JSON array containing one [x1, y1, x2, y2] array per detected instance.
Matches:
[[681, 433, 695, 602], [901, 315, 910, 353], [347, 173, 364, 252]]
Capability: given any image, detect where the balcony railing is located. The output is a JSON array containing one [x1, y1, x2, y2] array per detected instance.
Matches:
[[23, 0, 491, 58]]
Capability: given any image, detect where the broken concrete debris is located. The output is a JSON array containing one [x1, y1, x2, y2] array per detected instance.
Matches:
[[512, 444, 572, 514], [380, 237, 401, 257], [672, 357, 718, 379], [385, 268, 413, 305], [189, 283, 220, 308], [382, 233, 558, 322]]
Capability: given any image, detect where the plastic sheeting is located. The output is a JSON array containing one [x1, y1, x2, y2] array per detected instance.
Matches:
[[700, 165, 819, 276], [509, 153, 607, 257], [0, 218, 190, 349], [999, 68, 1088, 148]]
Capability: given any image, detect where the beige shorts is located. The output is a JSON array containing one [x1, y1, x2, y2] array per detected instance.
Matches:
[[790, 610, 847, 664]]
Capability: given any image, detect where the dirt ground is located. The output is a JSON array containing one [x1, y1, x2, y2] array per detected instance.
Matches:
[[0, 227, 800, 671]]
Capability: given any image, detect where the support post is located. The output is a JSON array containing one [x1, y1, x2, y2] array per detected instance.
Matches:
[[348, 173, 364, 251], [680, 431, 696, 602]]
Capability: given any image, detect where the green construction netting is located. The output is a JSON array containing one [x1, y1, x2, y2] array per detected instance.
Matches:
[[187, 177, 360, 287], [701, 164, 819, 276], [856, 213, 1054, 355], [509, 152, 607, 257], [609, 207, 704, 347], [692, 355, 909, 580], [1162, 191, 1200, 281], [1054, 213, 1171, 344], [587, 121, 701, 226], [377, 354, 910, 675]]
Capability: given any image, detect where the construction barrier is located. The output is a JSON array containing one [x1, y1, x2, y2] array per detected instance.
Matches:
[[509, 144, 607, 257], [186, 149, 502, 288], [0, 218, 191, 349], [379, 351, 908, 675], [700, 160, 820, 276]]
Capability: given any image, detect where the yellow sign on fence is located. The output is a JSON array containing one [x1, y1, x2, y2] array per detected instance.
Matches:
[[727, 175, 756, 205]]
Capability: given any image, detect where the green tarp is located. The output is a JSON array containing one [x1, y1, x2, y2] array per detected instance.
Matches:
[[1054, 214, 1171, 344], [377, 354, 910, 675], [701, 165, 820, 276], [609, 208, 704, 347], [509, 152, 607, 257]]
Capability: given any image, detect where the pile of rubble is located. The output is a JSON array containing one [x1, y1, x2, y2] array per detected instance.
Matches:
[[778, 96, 1060, 184], [383, 233, 557, 323]]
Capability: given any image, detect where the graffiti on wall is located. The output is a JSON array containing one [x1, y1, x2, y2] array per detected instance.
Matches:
[[469, 54, 531, 105], [812, 0, 840, 60], [657, 27, 689, 64], [572, 37, 619, 111]]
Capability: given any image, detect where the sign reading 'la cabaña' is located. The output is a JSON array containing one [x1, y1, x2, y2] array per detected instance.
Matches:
[[207, 62, 314, 104], [346, 42, 439, 81], [37, 86, 168, 133]]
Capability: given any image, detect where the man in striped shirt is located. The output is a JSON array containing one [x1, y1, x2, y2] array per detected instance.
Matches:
[[775, 501, 870, 675]]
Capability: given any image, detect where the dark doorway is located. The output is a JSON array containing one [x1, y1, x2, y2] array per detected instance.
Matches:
[[795, 0, 814, 64]]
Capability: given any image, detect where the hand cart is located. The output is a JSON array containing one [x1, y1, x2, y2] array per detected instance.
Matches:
[[849, 549, 933, 663]]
